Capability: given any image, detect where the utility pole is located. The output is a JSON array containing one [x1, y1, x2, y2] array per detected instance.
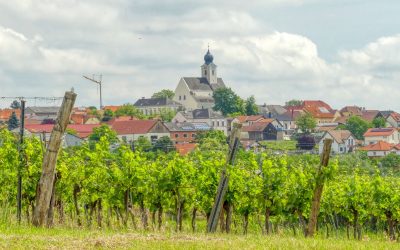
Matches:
[[83, 74, 103, 109], [17, 100, 25, 224]]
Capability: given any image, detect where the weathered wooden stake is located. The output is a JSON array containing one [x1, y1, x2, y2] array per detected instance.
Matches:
[[207, 123, 242, 233], [306, 138, 333, 237], [17, 100, 25, 224], [32, 91, 76, 227]]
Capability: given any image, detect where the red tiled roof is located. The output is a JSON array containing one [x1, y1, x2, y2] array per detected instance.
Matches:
[[242, 121, 272, 132], [390, 112, 400, 122], [294, 100, 335, 119], [235, 115, 264, 123], [25, 124, 100, 138], [364, 128, 396, 137], [359, 141, 399, 151], [109, 116, 139, 123], [110, 120, 158, 135], [360, 110, 379, 122], [175, 143, 197, 155], [103, 106, 120, 112], [0, 109, 21, 120], [340, 106, 363, 116]]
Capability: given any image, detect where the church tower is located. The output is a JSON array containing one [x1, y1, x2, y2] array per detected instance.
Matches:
[[201, 48, 217, 84]]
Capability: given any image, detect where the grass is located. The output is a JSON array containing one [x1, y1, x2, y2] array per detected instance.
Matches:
[[0, 225, 398, 250]]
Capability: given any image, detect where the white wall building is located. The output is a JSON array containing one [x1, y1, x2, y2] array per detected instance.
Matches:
[[319, 130, 356, 154]]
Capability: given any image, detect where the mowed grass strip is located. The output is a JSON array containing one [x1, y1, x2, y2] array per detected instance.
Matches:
[[0, 227, 397, 250]]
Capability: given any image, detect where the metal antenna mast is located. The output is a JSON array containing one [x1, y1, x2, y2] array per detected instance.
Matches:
[[83, 74, 103, 109]]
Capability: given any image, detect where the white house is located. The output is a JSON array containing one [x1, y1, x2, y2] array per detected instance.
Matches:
[[319, 130, 356, 154], [133, 97, 183, 116], [109, 119, 170, 143], [359, 141, 400, 157], [363, 128, 399, 145], [173, 49, 226, 111], [172, 109, 228, 135]]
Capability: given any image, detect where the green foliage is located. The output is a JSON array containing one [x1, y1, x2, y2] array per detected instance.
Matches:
[[344, 116, 372, 140], [380, 153, 400, 171], [285, 99, 303, 107], [212, 87, 245, 116], [151, 89, 175, 99], [66, 128, 77, 135], [244, 96, 259, 115], [102, 109, 114, 122], [159, 109, 176, 122], [296, 112, 316, 134], [88, 124, 118, 143], [7, 112, 19, 131], [115, 103, 144, 119], [372, 117, 386, 128], [196, 130, 226, 145], [10, 100, 21, 109], [135, 136, 152, 152], [153, 136, 175, 153]]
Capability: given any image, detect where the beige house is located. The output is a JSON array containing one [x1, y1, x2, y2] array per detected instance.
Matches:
[[134, 97, 182, 116], [363, 128, 399, 145]]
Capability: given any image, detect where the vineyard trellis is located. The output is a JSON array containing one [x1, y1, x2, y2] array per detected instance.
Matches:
[[0, 127, 400, 240]]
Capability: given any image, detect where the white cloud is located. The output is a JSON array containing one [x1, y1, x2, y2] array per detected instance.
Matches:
[[0, 1, 399, 111]]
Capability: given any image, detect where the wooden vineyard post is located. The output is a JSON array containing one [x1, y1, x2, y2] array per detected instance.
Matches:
[[306, 138, 333, 237], [207, 123, 242, 233], [17, 100, 25, 224], [32, 91, 76, 227]]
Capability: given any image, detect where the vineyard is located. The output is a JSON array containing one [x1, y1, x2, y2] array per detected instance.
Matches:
[[1, 127, 400, 244]]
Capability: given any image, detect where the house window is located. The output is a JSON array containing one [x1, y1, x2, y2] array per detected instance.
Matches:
[[183, 95, 186, 100], [175, 134, 179, 138], [151, 136, 158, 142], [192, 133, 196, 138], [183, 134, 188, 138], [373, 152, 376, 156], [340, 147, 343, 152], [222, 121, 225, 126], [179, 96, 181, 100], [217, 121, 220, 126]]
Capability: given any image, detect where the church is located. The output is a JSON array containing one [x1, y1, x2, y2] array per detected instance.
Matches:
[[173, 49, 226, 111]]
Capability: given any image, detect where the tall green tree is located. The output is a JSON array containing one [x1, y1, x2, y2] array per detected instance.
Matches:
[[372, 117, 386, 128], [115, 103, 144, 118], [152, 89, 175, 99], [212, 87, 245, 116], [10, 100, 21, 109], [296, 112, 316, 134], [102, 109, 114, 122], [285, 99, 303, 107], [345, 116, 372, 140], [7, 112, 19, 131], [245, 96, 259, 115]]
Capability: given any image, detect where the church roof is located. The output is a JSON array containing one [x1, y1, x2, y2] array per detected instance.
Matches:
[[134, 97, 182, 107], [183, 77, 225, 92]]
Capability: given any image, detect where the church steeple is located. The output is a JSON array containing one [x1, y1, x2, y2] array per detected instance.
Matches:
[[201, 47, 217, 84]]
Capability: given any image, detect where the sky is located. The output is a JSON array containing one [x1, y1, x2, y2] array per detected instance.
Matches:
[[0, 0, 400, 110]]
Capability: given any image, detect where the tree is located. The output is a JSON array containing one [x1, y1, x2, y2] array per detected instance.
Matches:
[[7, 112, 19, 130], [285, 99, 303, 107], [89, 124, 119, 143], [372, 117, 386, 128], [159, 109, 176, 122], [10, 100, 21, 109], [245, 96, 259, 115], [196, 130, 226, 145], [153, 136, 175, 153], [102, 109, 114, 122], [345, 116, 372, 140], [152, 89, 175, 99], [296, 112, 316, 134], [115, 103, 144, 119], [135, 136, 152, 151], [212, 87, 245, 116]]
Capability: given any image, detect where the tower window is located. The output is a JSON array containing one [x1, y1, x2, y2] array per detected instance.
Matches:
[[183, 95, 186, 100], [212, 70, 215, 75], [204, 70, 207, 75], [179, 96, 181, 100]]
